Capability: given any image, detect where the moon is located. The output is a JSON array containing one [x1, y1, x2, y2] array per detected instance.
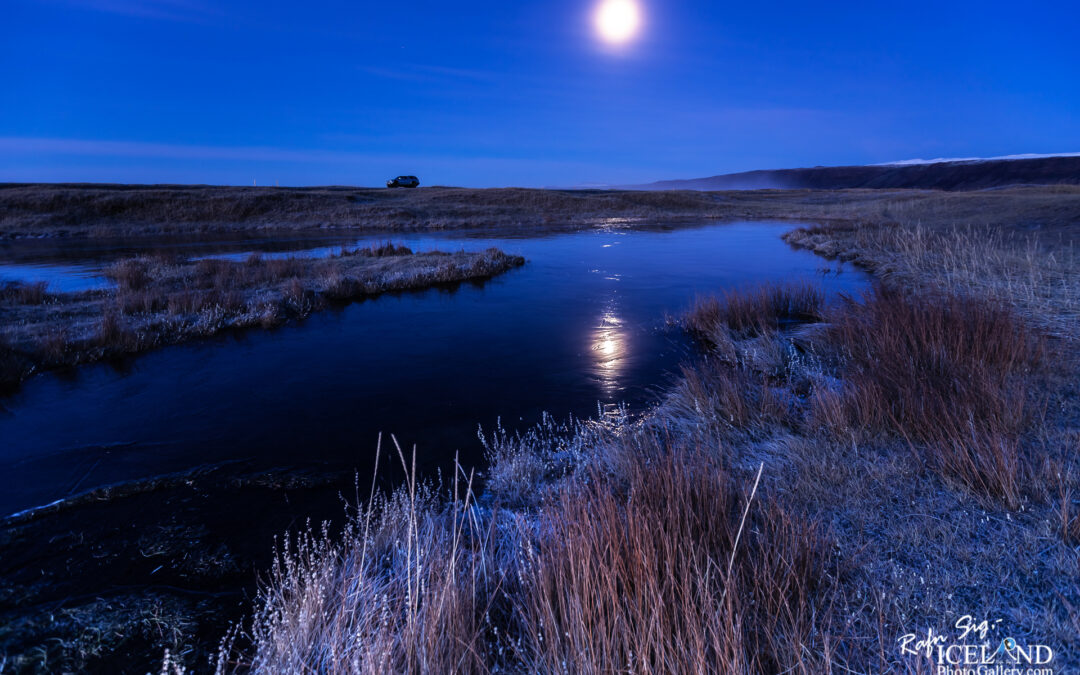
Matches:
[[594, 0, 642, 45]]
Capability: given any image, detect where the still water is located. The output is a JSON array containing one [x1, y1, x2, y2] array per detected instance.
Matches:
[[0, 222, 865, 515]]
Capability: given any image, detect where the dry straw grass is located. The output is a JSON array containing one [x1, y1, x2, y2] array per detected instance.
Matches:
[[686, 283, 824, 341], [786, 221, 1080, 341], [5, 184, 1079, 241], [246, 440, 503, 674], [0, 280, 49, 304], [230, 431, 842, 674], [675, 280, 1076, 666], [0, 245, 524, 391], [0, 185, 735, 238], [823, 286, 1045, 508]]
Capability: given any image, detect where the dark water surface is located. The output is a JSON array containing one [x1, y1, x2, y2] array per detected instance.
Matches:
[[0, 222, 866, 516]]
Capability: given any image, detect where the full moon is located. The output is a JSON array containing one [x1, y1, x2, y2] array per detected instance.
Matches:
[[594, 0, 642, 44]]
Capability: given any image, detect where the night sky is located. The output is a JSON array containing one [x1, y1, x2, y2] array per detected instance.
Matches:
[[2, 0, 1077, 186]]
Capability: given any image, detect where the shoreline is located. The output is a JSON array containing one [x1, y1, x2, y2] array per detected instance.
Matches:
[[0, 244, 525, 392]]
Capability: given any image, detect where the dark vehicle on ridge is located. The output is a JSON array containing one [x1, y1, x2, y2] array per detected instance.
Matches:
[[387, 175, 420, 188]]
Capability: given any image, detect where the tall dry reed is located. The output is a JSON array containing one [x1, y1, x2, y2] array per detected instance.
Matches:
[[238, 431, 842, 673], [824, 285, 1045, 507]]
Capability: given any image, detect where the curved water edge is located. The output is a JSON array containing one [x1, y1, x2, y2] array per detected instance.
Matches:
[[0, 221, 867, 518]]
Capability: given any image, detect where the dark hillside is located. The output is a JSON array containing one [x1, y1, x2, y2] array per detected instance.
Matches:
[[634, 155, 1080, 191]]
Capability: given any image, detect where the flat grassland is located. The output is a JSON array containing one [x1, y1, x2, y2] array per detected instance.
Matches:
[[3, 183, 1079, 238]]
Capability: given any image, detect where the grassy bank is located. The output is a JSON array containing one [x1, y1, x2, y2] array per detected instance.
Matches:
[[0, 244, 524, 391], [190, 216, 1080, 673], [3, 183, 1080, 239], [783, 210, 1078, 341], [225, 435, 836, 673]]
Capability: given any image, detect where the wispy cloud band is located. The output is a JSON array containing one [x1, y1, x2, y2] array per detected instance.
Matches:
[[0, 136, 658, 187]]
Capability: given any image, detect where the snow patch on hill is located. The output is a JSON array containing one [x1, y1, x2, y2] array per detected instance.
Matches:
[[879, 152, 1080, 166]]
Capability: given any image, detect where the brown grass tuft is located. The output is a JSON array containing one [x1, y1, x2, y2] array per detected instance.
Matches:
[[107, 258, 152, 290], [116, 288, 164, 315], [166, 290, 204, 315], [687, 283, 823, 343], [38, 329, 69, 364], [518, 446, 837, 673], [1048, 460, 1080, 545], [281, 277, 307, 308], [354, 242, 413, 257], [1, 281, 49, 304], [825, 285, 1046, 507], [670, 362, 767, 430], [97, 311, 138, 351], [239, 436, 840, 673]]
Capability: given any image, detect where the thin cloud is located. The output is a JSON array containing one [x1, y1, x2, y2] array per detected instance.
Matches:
[[0, 136, 655, 187], [0, 137, 357, 163], [50, 0, 221, 22], [357, 63, 497, 85]]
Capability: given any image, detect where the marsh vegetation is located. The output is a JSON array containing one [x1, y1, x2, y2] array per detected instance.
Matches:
[[0, 244, 524, 391], [3, 183, 1079, 240]]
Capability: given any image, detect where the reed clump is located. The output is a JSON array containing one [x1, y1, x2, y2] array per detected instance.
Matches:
[[821, 286, 1045, 507], [684, 279, 1049, 508], [239, 434, 840, 674], [0, 280, 50, 304], [517, 446, 834, 674], [686, 283, 823, 342]]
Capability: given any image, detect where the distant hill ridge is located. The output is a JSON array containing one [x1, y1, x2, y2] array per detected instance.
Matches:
[[629, 155, 1080, 191]]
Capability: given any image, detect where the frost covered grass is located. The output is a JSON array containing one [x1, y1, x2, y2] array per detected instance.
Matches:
[[785, 220, 1080, 341], [5, 184, 1078, 241], [0, 245, 524, 391], [222, 429, 841, 674]]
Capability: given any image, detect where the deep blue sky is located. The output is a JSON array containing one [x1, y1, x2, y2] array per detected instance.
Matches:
[[2, 0, 1077, 187]]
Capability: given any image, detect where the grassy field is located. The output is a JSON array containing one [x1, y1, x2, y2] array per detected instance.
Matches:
[[189, 200, 1080, 673], [3, 183, 1080, 239], [0, 244, 523, 392]]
